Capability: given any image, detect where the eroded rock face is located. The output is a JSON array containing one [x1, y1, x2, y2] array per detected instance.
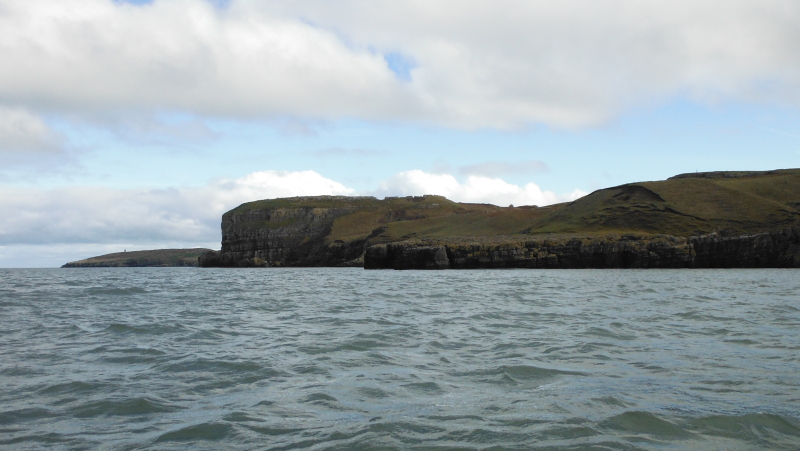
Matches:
[[364, 245, 450, 270], [199, 195, 461, 268], [199, 203, 368, 267], [364, 227, 800, 269], [199, 187, 800, 269]]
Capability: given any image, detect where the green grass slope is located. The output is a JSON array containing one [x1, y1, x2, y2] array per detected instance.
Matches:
[[334, 169, 800, 243], [523, 170, 800, 237], [62, 248, 213, 267], [322, 169, 800, 244], [209, 169, 800, 267]]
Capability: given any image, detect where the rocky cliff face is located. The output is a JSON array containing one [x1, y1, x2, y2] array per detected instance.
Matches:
[[200, 170, 800, 269], [199, 197, 374, 267], [364, 227, 800, 269]]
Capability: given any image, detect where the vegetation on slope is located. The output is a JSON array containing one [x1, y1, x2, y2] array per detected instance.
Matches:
[[349, 170, 800, 244], [523, 170, 800, 237], [221, 170, 800, 253], [62, 248, 213, 267]]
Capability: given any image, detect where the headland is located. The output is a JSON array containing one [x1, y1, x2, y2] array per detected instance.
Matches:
[[199, 169, 800, 269], [63, 248, 212, 268]]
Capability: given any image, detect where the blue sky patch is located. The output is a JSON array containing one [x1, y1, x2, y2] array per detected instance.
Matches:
[[384, 52, 416, 82]]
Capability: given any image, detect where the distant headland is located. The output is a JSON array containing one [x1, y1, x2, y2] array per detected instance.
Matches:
[[62, 248, 212, 268], [197, 169, 800, 269]]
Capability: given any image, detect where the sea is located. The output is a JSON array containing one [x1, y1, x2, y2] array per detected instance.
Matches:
[[1, 268, 799, 450]]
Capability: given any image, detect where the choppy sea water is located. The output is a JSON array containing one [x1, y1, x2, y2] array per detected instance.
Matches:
[[1, 268, 799, 450]]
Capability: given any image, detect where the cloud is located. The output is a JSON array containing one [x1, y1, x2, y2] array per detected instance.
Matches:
[[0, 168, 589, 266], [0, 0, 408, 119], [0, 107, 74, 175], [0, 107, 64, 153], [204, 170, 355, 213], [459, 160, 549, 178], [1, 0, 799, 129], [375, 170, 586, 206], [0, 170, 354, 246], [279, 0, 800, 128], [0, 168, 580, 248]]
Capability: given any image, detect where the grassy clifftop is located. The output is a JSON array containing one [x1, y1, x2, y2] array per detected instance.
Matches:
[[324, 169, 800, 244], [220, 169, 800, 245], [522, 169, 800, 237]]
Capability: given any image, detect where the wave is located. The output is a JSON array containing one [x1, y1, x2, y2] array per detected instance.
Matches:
[[158, 359, 268, 374], [401, 382, 445, 395], [454, 364, 586, 384], [72, 396, 177, 418], [591, 411, 800, 448], [85, 287, 148, 296], [0, 408, 52, 425], [155, 422, 234, 443], [0, 432, 73, 447], [600, 411, 695, 439], [37, 380, 106, 396], [100, 323, 185, 335], [687, 413, 800, 443]]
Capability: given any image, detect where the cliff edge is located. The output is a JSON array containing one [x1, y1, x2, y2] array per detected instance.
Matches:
[[200, 169, 800, 269]]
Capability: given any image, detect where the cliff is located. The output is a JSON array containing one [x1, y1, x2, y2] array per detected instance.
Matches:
[[63, 248, 212, 268], [198, 195, 466, 267], [364, 228, 800, 269], [200, 169, 800, 269]]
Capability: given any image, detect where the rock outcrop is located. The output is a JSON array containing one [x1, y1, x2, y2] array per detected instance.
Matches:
[[364, 228, 800, 269], [200, 196, 379, 267], [200, 169, 800, 269]]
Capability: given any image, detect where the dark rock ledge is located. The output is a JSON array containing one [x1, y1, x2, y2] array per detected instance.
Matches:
[[363, 227, 800, 269]]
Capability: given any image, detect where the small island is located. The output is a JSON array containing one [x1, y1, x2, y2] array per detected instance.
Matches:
[[199, 169, 800, 269], [62, 248, 213, 268]]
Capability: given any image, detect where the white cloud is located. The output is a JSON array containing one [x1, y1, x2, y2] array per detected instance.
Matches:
[[0, 107, 63, 153], [278, 0, 800, 128], [201, 170, 355, 213], [375, 170, 586, 207], [0, 0, 408, 119], [0, 168, 576, 247], [1, 0, 799, 129], [0, 168, 588, 266], [0, 170, 354, 246]]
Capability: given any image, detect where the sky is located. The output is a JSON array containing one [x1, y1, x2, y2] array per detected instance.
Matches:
[[1, 0, 800, 267]]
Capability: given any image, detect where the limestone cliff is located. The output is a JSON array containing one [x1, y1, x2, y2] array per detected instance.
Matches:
[[199, 196, 376, 267], [200, 169, 800, 269], [364, 228, 800, 269]]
